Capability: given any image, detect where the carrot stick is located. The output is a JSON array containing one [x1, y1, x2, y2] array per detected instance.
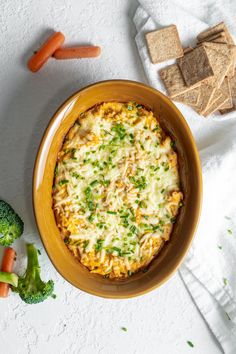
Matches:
[[28, 31, 65, 72], [53, 46, 101, 59], [0, 247, 16, 298]]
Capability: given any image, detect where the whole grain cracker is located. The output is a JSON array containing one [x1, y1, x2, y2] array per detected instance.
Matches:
[[202, 89, 228, 116], [206, 87, 223, 107], [197, 22, 234, 45], [198, 29, 235, 78], [218, 77, 233, 110], [173, 86, 200, 106], [227, 62, 235, 79], [226, 46, 236, 78], [219, 103, 236, 114], [229, 72, 236, 97], [183, 47, 193, 54], [197, 32, 227, 44], [198, 23, 235, 79], [145, 25, 183, 64], [194, 84, 217, 114], [159, 64, 200, 98], [177, 46, 214, 86], [203, 42, 234, 87]]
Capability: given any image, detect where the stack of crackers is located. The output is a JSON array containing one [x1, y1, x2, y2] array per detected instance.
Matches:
[[146, 23, 236, 117]]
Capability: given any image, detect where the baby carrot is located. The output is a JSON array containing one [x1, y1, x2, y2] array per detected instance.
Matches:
[[28, 31, 65, 72], [53, 46, 101, 59], [0, 247, 16, 298]]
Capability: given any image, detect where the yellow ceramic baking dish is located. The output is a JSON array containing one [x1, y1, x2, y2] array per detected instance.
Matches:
[[33, 80, 202, 298]]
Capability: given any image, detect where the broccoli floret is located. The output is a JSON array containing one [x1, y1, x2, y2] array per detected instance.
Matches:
[[12, 243, 54, 304], [0, 271, 18, 287], [0, 200, 24, 246]]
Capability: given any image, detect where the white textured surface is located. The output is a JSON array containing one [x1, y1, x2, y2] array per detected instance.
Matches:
[[0, 1, 221, 353]]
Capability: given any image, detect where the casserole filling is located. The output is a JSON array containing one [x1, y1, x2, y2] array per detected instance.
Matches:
[[52, 102, 183, 278]]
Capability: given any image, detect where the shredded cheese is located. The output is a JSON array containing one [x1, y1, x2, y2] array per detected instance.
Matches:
[[52, 102, 183, 278]]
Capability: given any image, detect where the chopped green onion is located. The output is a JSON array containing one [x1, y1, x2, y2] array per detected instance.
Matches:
[[85, 186, 92, 196], [95, 239, 104, 251], [152, 126, 159, 132], [87, 214, 95, 223], [72, 172, 80, 179], [103, 129, 113, 136], [129, 175, 147, 190], [83, 240, 89, 250], [129, 225, 138, 234], [59, 179, 69, 186], [187, 341, 194, 348], [223, 278, 228, 286], [102, 179, 110, 187], [110, 247, 122, 255], [97, 222, 105, 229], [90, 180, 99, 187], [139, 142, 145, 150], [111, 123, 126, 140]]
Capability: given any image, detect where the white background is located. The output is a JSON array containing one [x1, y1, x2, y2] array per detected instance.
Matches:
[[0, 1, 222, 353]]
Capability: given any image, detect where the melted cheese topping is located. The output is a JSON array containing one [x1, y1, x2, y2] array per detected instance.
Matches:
[[52, 102, 183, 278]]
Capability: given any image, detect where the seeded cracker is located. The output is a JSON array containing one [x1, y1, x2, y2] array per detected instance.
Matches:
[[197, 22, 234, 44], [194, 84, 217, 114], [174, 87, 200, 106], [146, 25, 183, 64], [177, 46, 214, 86], [203, 43, 234, 88], [156, 22, 236, 117], [229, 71, 236, 97], [198, 22, 235, 78], [198, 33, 235, 78], [197, 32, 227, 45], [159, 64, 200, 98], [219, 104, 236, 114], [218, 78, 233, 110], [226, 49, 235, 78], [202, 89, 228, 116]]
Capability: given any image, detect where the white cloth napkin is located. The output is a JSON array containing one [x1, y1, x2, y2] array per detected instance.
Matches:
[[133, 1, 236, 353]]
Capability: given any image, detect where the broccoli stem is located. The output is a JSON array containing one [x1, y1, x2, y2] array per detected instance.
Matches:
[[26, 243, 40, 269], [0, 271, 18, 287], [25, 244, 44, 288], [11, 243, 55, 304]]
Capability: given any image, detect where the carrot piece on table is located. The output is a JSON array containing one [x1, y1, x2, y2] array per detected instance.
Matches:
[[28, 31, 65, 72], [0, 247, 16, 298], [53, 46, 101, 59]]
